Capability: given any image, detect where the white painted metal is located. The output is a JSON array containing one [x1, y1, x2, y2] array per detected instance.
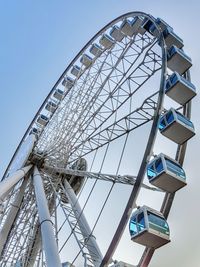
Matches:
[[90, 43, 103, 56], [0, 12, 194, 267], [99, 34, 115, 48], [62, 76, 74, 89], [37, 115, 49, 127], [0, 165, 32, 201], [8, 134, 36, 175], [63, 179, 103, 267], [110, 25, 124, 42], [45, 101, 57, 112], [80, 54, 93, 67], [0, 177, 28, 255], [44, 165, 161, 191], [71, 65, 81, 77], [167, 45, 192, 74], [53, 89, 64, 101], [33, 166, 62, 267], [165, 72, 196, 105]]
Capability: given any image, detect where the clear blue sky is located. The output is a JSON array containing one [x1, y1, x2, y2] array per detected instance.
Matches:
[[0, 1, 200, 266]]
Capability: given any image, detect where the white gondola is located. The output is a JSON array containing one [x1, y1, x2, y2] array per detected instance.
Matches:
[[155, 17, 172, 31], [99, 34, 115, 49], [29, 127, 40, 136], [147, 153, 187, 193], [167, 45, 192, 74], [62, 76, 74, 89], [142, 17, 171, 37], [110, 25, 124, 42], [90, 43, 103, 57], [165, 72, 196, 105], [159, 108, 195, 144], [163, 27, 183, 49], [80, 54, 93, 67], [71, 65, 81, 77], [129, 206, 170, 249], [37, 114, 49, 127], [120, 17, 145, 37], [45, 101, 57, 113], [145, 18, 183, 49], [53, 89, 64, 101], [131, 16, 146, 35], [120, 19, 134, 37]]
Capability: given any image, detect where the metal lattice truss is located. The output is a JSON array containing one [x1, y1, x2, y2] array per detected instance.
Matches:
[[35, 33, 162, 168], [0, 12, 173, 267]]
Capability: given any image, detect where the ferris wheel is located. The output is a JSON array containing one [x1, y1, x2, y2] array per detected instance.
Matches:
[[0, 11, 196, 267]]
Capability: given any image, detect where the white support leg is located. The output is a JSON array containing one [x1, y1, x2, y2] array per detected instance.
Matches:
[[63, 179, 103, 267], [0, 176, 29, 256], [33, 166, 62, 267], [0, 165, 32, 201], [26, 195, 56, 267]]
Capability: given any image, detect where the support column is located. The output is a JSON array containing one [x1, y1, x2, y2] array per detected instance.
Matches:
[[33, 166, 61, 267], [0, 165, 32, 201], [63, 179, 103, 267], [0, 176, 29, 256]]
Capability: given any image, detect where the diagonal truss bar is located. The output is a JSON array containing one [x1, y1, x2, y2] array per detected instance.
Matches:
[[45, 174, 100, 266], [68, 92, 158, 162], [43, 165, 161, 192], [62, 179, 103, 266]]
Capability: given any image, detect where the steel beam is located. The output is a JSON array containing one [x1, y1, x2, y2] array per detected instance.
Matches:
[[0, 176, 29, 256], [33, 166, 61, 267], [0, 165, 32, 201], [44, 165, 161, 191], [63, 179, 103, 267]]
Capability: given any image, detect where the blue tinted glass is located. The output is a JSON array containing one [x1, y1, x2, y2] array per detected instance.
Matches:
[[168, 45, 176, 57], [155, 159, 164, 173], [176, 112, 194, 129], [143, 19, 154, 31], [129, 217, 137, 236], [166, 111, 174, 124], [159, 117, 166, 130], [165, 158, 186, 179], [57, 89, 63, 94], [147, 212, 169, 235], [138, 213, 145, 232], [170, 72, 178, 84], [147, 164, 156, 179], [165, 80, 171, 91]]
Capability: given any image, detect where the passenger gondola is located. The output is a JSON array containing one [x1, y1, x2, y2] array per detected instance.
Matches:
[[129, 206, 170, 249], [62, 76, 74, 89], [36, 114, 49, 127], [53, 88, 64, 101], [165, 72, 196, 105], [159, 108, 195, 144], [147, 153, 187, 192], [167, 45, 192, 74]]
